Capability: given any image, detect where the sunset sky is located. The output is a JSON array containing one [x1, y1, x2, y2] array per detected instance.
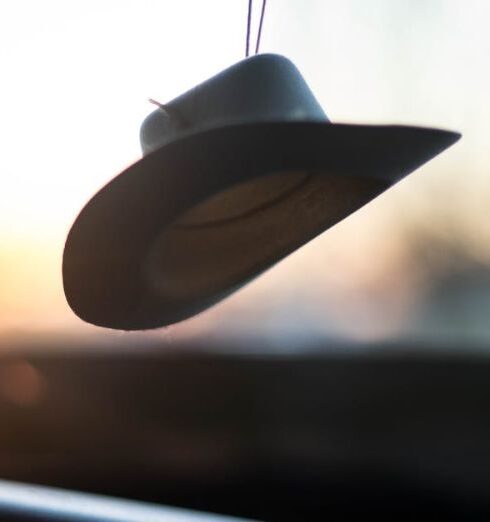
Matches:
[[0, 1, 489, 346]]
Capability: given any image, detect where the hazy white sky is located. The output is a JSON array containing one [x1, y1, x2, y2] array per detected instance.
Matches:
[[0, 1, 489, 342]]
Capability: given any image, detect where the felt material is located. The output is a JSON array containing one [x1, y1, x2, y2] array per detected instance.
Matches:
[[63, 121, 459, 330]]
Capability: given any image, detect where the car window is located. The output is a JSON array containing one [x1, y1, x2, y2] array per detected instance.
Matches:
[[0, 0, 488, 351]]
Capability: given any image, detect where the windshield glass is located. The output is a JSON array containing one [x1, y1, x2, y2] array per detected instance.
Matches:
[[1, 0, 488, 352]]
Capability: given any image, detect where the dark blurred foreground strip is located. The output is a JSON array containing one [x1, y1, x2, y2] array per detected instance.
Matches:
[[0, 478, 254, 521], [1, 344, 490, 520]]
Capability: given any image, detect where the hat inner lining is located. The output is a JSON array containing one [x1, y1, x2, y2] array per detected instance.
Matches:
[[174, 171, 311, 229], [145, 170, 387, 303]]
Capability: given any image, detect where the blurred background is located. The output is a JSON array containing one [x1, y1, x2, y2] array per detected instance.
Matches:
[[0, 0, 490, 350], [1, 2, 490, 520], [0, 0, 488, 351]]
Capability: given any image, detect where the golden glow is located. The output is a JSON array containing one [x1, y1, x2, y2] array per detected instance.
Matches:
[[0, 1, 489, 343]]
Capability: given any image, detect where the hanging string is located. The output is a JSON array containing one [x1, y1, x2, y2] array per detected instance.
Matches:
[[246, 0, 253, 57], [246, 0, 267, 57], [255, 0, 267, 54]]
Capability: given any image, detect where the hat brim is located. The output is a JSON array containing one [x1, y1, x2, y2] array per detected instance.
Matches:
[[63, 121, 460, 330]]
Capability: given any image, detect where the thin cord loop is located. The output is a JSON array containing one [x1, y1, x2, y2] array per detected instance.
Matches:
[[255, 0, 267, 54], [246, 0, 253, 57], [148, 98, 169, 115]]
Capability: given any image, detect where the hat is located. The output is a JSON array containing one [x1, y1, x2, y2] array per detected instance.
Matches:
[[63, 54, 460, 330]]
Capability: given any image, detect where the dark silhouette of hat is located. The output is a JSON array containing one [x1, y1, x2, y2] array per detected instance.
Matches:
[[63, 54, 460, 330]]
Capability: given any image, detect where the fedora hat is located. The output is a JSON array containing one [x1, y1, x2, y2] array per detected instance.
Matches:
[[63, 54, 460, 330]]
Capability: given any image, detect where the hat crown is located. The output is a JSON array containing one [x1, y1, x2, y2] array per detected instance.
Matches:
[[140, 54, 328, 155]]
